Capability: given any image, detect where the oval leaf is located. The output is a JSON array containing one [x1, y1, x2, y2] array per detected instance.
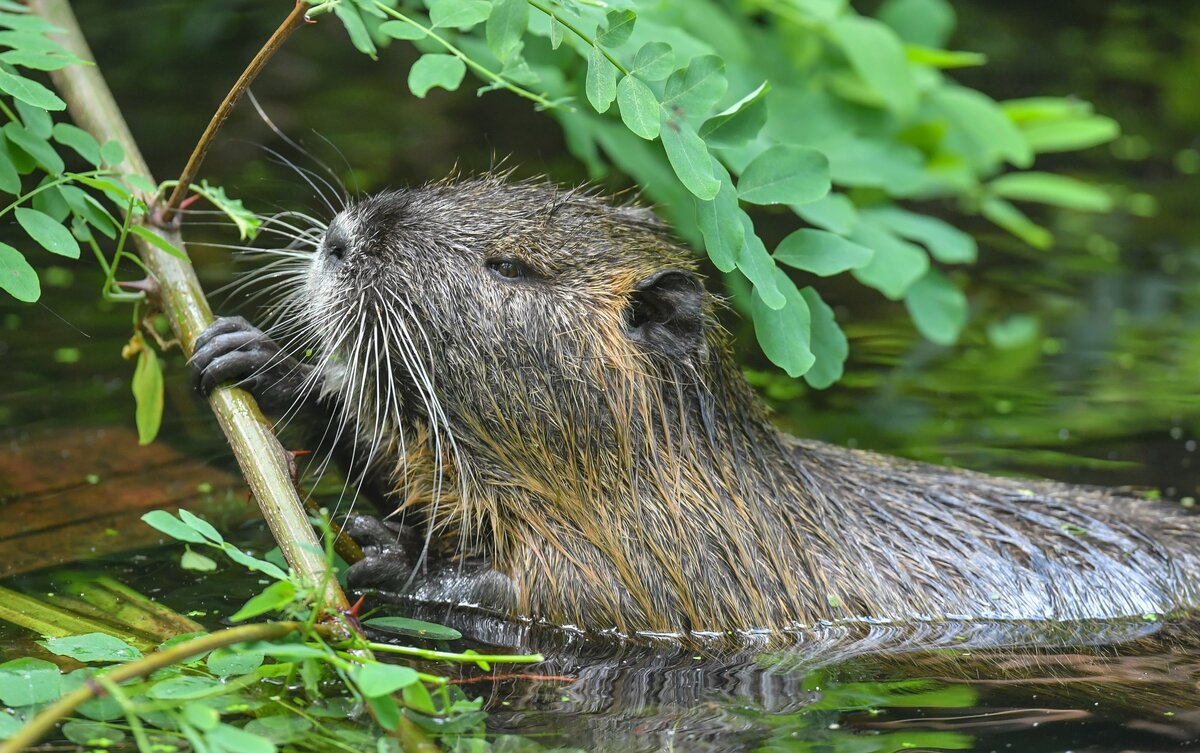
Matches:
[[585, 44, 616, 114], [0, 242, 39, 302], [16, 206, 79, 258], [738, 145, 830, 206], [799, 287, 848, 389], [751, 270, 814, 377], [132, 346, 163, 445], [989, 171, 1112, 212], [408, 53, 466, 98], [0, 67, 65, 110], [616, 75, 659, 140], [774, 229, 874, 276], [904, 269, 968, 345], [40, 634, 142, 664], [660, 116, 718, 199], [354, 663, 420, 697], [364, 616, 463, 641]]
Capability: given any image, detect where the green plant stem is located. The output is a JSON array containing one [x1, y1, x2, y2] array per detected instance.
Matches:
[[159, 1, 312, 223], [373, 2, 559, 110], [527, 0, 629, 75], [367, 643, 545, 665], [0, 168, 111, 216], [31, 0, 351, 617], [0, 622, 310, 753]]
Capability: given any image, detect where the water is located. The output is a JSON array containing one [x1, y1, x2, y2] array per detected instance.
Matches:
[[3, 0, 1200, 750]]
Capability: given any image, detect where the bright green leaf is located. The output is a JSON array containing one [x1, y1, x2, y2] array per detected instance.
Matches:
[[378, 20, 425, 40], [16, 206, 79, 258], [99, 139, 124, 167], [0, 242, 38, 302], [989, 171, 1112, 212], [179, 508, 224, 543], [207, 646, 266, 677], [662, 55, 726, 119], [0, 67, 64, 110], [630, 41, 673, 81], [429, 0, 491, 29], [698, 81, 769, 147], [142, 510, 208, 544], [597, 9, 636, 48], [181, 547, 218, 572], [132, 346, 163, 445], [408, 53, 466, 97], [355, 662, 421, 697], [130, 225, 188, 260], [660, 115, 719, 200], [774, 229, 874, 276], [1020, 115, 1120, 153], [987, 314, 1040, 350], [229, 580, 297, 622], [980, 196, 1053, 249], [932, 86, 1032, 169], [904, 269, 968, 345], [736, 213, 784, 309], [207, 723, 277, 753], [905, 44, 985, 69], [695, 168, 743, 273], [585, 44, 616, 114], [146, 676, 223, 700], [51, 122, 100, 166], [752, 269, 814, 377], [830, 16, 916, 115], [799, 287, 848, 389], [5, 122, 64, 173], [616, 75, 659, 140], [865, 207, 977, 263], [485, 0, 527, 62], [0, 658, 61, 706], [737, 145, 830, 206]]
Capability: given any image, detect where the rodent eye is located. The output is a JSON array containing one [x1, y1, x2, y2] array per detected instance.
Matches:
[[486, 258, 528, 280]]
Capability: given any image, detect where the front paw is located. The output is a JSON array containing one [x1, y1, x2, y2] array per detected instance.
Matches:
[[343, 514, 418, 593], [191, 316, 312, 414]]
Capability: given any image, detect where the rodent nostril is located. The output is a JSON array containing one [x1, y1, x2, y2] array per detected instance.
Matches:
[[328, 242, 346, 261]]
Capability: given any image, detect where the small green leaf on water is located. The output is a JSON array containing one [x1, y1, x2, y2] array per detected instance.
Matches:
[[207, 646, 265, 677], [365, 616, 463, 641], [774, 229, 874, 277], [904, 269, 968, 346], [407, 53, 466, 98], [40, 633, 142, 663], [132, 346, 163, 445], [597, 9, 636, 48], [354, 662, 420, 697], [181, 547, 218, 572], [229, 579, 296, 622], [62, 720, 125, 747], [585, 44, 616, 114], [244, 715, 313, 744], [207, 723, 277, 753], [0, 242, 39, 302], [182, 703, 220, 731], [16, 207, 80, 259], [378, 19, 425, 40], [485, 0, 527, 62], [630, 41, 673, 81], [0, 658, 61, 706], [146, 675, 222, 700], [737, 145, 830, 206], [0, 67, 65, 110], [616, 75, 659, 140]]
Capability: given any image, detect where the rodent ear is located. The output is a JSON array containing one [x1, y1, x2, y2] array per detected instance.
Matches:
[[625, 270, 706, 358]]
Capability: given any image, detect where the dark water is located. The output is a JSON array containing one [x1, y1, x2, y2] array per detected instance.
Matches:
[[3, 0, 1200, 751]]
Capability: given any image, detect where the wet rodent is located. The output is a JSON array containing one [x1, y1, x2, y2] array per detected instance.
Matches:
[[192, 175, 1200, 644]]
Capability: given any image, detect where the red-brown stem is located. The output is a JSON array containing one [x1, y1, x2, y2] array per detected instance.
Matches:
[[158, 1, 312, 224]]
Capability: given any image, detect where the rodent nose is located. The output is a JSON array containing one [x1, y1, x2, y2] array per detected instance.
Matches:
[[323, 227, 350, 262]]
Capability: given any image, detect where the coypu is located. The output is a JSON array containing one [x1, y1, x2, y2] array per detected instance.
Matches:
[[191, 176, 1200, 644]]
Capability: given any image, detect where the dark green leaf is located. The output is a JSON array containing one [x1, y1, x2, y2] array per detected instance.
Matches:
[[616, 75, 659, 140], [698, 81, 769, 147], [0, 133, 19, 193], [904, 269, 968, 345], [364, 616, 463, 640], [660, 115, 719, 199], [829, 16, 916, 115], [16, 206, 79, 258], [799, 287, 847, 389], [51, 122, 100, 166], [752, 269, 814, 377], [367, 693, 402, 731], [0, 67, 64, 110], [662, 55, 726, 119], [849, 221, 929, 300], [989, 172, 1112, 212], [0, 242, 38, 302], [486, 0, 527, 62], [378, 20, 426, 40], [774, 229, 873, 276], [585, 44, 616, 114], [132, 346, 163, 445], [407, 53, 467, 97], [5, 122, 64, 173], [429, 0, 491, 29], [355, 662, 420, 697], [182, 703, 220, 731], [597, 9, 636, 48], [737, 145, 830, 206], [40, 633, 142, 663], [630, 41, 673, 81]]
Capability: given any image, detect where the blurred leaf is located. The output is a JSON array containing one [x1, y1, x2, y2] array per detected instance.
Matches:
[[904, 269, 968, 345], [132, 346, 163, 445], [987, 314, 1040, 350], [0, 242, 38, 302], [486, 0, 527, 62], [378, 19, 425, 40], [229, 580, 296, 622], [61, 720, 124, 747], [1020, 115, 1120, 153], [775, 229, 873, 276], [142, 510, 208, 544], [905, 44, 985, 69], [932, 86, 1032, 169], [830, 16, 916, 115], [616, 75, 659, 139], [865, 206, 977, 263], [14, 97, 51, 138], [990, 171, 1113, 212], [662, 54, 726, 119], [737, 145, 830, 205], [206, 724, 277, 753], [130, 226, 188, 260], [0, 658, 61, 706], [355, 663, 420, 697], [99, 138, 124, 167], [850, 221, 929, 300], [408, 53, 467, 97], [877, 0, 955, 48], [597, 9, 636, 48], [180, 547, 218, 572], [752, 269, 814, 377], [980, 196, 1053, 249]]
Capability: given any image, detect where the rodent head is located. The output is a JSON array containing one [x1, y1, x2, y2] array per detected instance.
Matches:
[[298, 176, 717, 491]]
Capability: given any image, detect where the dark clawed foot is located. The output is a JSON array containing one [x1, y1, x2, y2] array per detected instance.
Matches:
[[342, 514, 419, 593], [191, 316, 312, 414]]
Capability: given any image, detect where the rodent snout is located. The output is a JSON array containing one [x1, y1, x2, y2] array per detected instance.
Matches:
[[322, 226, 350, 264]]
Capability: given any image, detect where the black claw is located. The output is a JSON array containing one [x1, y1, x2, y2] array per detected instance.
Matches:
[[191, 316, 314, 414], [342, 514, 418, 592]]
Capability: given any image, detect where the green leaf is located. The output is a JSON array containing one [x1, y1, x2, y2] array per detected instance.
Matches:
[[229, 580, 297, 622], [736, 213, 784, 309], [243, 716, 312, 745], [822, 136, 925, 193], [429, 0, 491, 29], [737, 145, 830, 206], [221, 544, 289, 580], [485, 0, 527, 62], [660, 115, 719, 200], [364, 616, 463, 641], [193, 180, 260, 241], [0, 712, 19, 739], [179, 508, 224, 543], [354, 662, 421, 697], [630, 41, 673, 81], [904, 44, 985, 69], [0, 242, 38, 302], [130, 225, 188, 260], [793, 193, 858, 235], [548, 15, 563, 49], [904, 269, 968, 345], [0, 67, 64, 110], [5, 122, 64, 173], [182, 703, 220, 731], [206, 723, 277, 753], [0, 11, 57, 32], [32, 181, 68, 222], [367, 693, 402, 731], [698, 81, 769, 147], [695, 169, 743, 273], [849, 221, 930, 300], [0, 133, 18, 194], [16, 207, 79, 258], [378, 19, 426, 40], [100, 138, 124, 167], [799, 287, 848, 389], [864, 207, 977, 263], [61, 720, 124, 747], [15, 98, 51, 138], [774, 229, 873, 276], [334, 2, 377, 58], [181, 547, 218, 572], [207, 646, 266, 677], [616, 75, 659, 140], [662, 54, 726, 119], [51, 122, 100, 166], [829, 16, 916, 115], [752, 269, 814, 377], [987, 314, 1039, 350], [142, 510, 208, 544], [585, 44, 616, 114], [407, 53, 466, 97], [877, 0, 956, 48], [132, 346, 163, 445], [0, 658, 61, 706], [0, 48, 83, 70], [932, 87, 1032, 169], [980, 196, 1053, 249], [597, 9, 636, 48], [989, 172, 1112, 212], [40, 634, 142, 663], [1020, 115, 1119, 153]]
